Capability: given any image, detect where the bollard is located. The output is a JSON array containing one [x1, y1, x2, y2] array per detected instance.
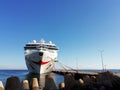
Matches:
[[0, 81, 4, 90], [32, 78, 39, 90], [59, 82, 65, 90], [23, 80, 29, 90]]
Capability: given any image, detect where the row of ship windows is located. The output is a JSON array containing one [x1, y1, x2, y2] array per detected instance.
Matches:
[[24, 47, 58, 50], [26, 44, 56, 48]]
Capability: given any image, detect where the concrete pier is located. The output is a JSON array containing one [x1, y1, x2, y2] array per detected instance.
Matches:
[[52, 70, 98, 76]]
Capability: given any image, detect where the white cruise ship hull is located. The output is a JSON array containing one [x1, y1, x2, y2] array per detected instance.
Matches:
[[25, 50, 57, 74]]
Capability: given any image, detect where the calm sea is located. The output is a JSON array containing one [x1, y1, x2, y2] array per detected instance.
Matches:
[[0, 69, 120, 87]]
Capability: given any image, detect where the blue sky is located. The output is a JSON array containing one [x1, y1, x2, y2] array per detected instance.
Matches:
[[0, 0, 120, 69]]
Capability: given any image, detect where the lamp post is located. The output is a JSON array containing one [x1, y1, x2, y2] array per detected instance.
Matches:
[[99, 50, 104, 72]]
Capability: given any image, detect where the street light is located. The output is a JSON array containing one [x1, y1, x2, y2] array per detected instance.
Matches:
[[99, 50, 104, 72]]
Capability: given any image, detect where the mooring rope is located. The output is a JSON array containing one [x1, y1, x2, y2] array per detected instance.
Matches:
[[54, 60, 78, 72]]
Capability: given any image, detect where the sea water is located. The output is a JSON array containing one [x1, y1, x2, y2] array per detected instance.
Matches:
[[0, 69, 120, 87]]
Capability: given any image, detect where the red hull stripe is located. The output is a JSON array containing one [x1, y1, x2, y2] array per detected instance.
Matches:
[[32, 60, 51, 65], [41, 61, 50, 65]]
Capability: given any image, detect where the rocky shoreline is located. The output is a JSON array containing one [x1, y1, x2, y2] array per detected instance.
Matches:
[[0, 71, 120, 90], [59, 71, 120, 90]]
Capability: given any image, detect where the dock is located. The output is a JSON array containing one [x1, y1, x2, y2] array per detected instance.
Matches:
[[52, 70, 98, 76]]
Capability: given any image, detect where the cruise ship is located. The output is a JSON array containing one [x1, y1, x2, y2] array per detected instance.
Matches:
[[24, 39, 58, 74]]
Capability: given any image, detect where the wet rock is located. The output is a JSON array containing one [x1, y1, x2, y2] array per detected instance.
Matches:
[[83, 75, 93, 86], [99, 86, 105, 90], [62, 71, 120, 90], [91, 76, 96, 81], [64, 74, 79, 90], [5, 76, 23, 90]]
